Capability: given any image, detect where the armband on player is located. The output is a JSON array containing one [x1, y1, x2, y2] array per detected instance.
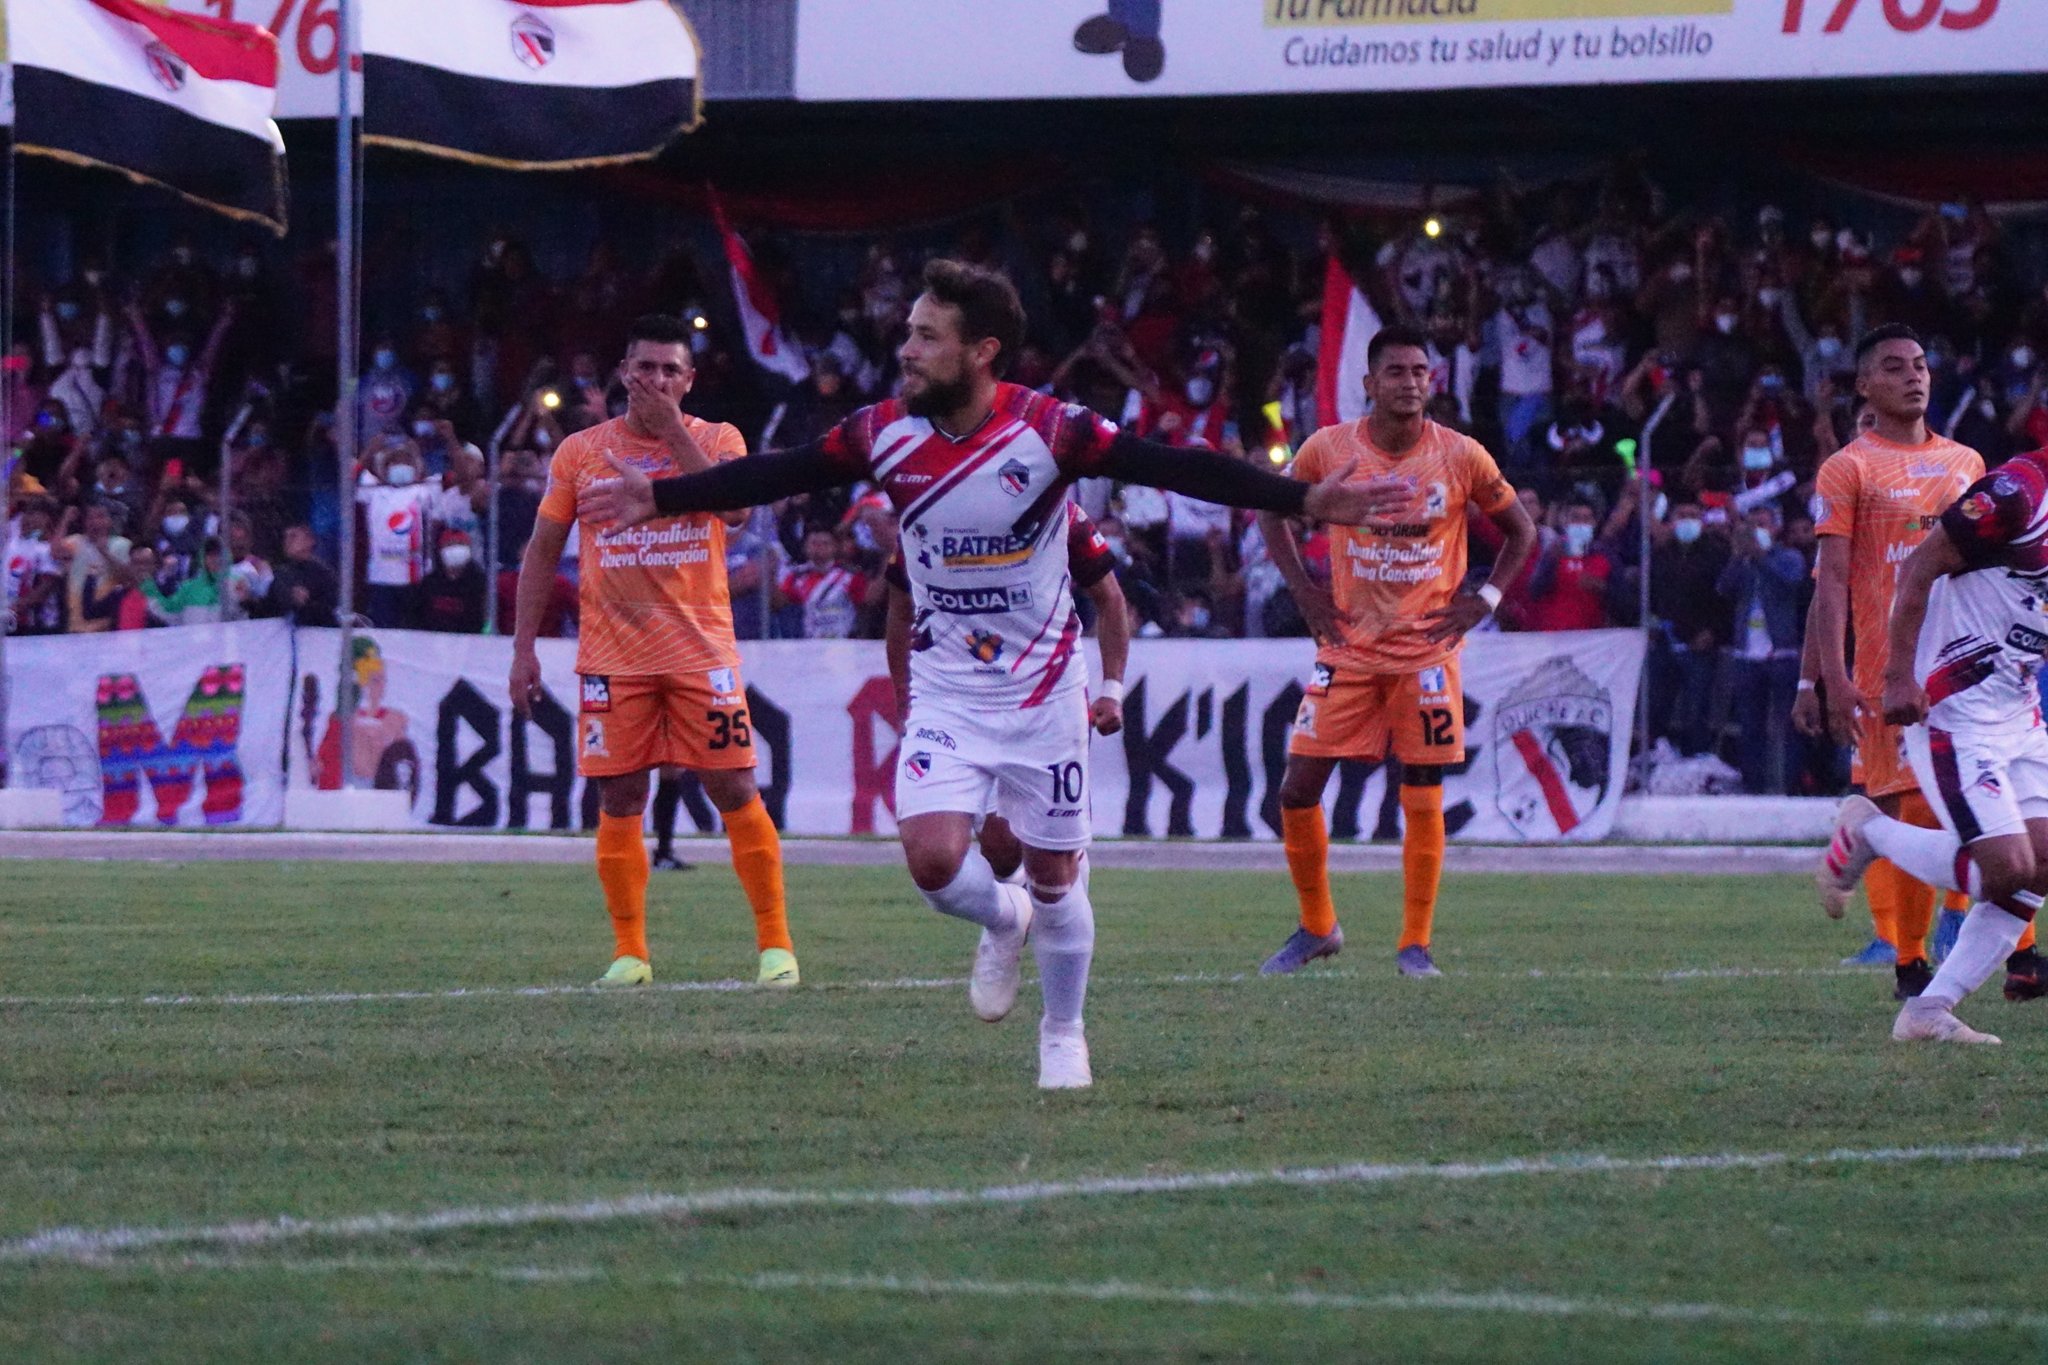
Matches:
[[1099, 679, 1125, 703], [1475, 583, 1503, 613]]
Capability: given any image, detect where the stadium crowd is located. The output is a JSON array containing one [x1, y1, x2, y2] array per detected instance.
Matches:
[[9, 161, 2048, 795]]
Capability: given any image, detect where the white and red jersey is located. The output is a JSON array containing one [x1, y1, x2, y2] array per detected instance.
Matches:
[[1919, 449, 2048, 736], [780, 561, 867, 639], [817, 383, 1120, 710]]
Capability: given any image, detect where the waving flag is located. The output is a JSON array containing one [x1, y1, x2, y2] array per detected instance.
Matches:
[[710, 193, 811, 385], [363, 0, 701, 169], [10, 0, 286, 231], [1316, 253, 1383, 429]]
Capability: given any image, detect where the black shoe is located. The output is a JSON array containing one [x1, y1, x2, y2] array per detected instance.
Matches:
[[1073, 15, 1127, 54], [652, 851, 692, 872], [1893, 959, 1933, 1001], [1122, 36, 1165, 82], [2003, 946, 2047, 1001]]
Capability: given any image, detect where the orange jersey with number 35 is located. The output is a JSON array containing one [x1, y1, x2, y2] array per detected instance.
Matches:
[[1291, 418, 1517, 675]]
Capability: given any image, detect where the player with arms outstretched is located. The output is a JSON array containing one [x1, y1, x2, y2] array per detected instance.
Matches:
[[1820, 446, 2048, 1043], [510, 315, 796, 990], [582, 260, 1407, 1087], [1257, 325, 1537, 977], [885, 502, 1131, 881], [1796, 325, 2041, 1000]]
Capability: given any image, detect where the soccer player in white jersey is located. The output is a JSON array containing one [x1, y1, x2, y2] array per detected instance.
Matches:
[[1820, 446, 2048, 1044], [582, 259, 1407, 1088]]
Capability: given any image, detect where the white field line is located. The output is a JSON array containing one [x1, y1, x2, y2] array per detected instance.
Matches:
[[0, 965, 1872, 1011], [98, 1256, 2048, 1336], [7, 1140, 2046, 1268]]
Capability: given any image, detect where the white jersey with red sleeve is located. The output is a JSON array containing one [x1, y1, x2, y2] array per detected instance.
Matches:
[[818, 383, 1119, 710], [1919, 450, 2048, 736]]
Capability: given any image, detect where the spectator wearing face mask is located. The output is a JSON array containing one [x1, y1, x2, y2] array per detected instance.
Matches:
[[1493, 272, 1555, 474], [1648, 498, 1731, 756], [128, 295, 236, 477], [417, 360, 484, 442], [407, 529, 487, 633], [1728, 424, 1798, 522], [4, 496, 65, 636], [359, 338, 416, 441], [1691, 292, 1757, 435], [150, 496, 208, 586], [38, 296, 111, 437], [79, 455, 141, 540], [1777, 289, 1851, 407], [1716, 504, 1805, 793], [409, 290, 467, 372], [355, 441, 441, 628], [1520, 500, 1611, 632]]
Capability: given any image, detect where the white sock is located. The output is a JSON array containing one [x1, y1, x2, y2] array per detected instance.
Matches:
[[1922, 904, 2029, 1008], [1030, 881, 1095, 1032], [1864, 817, 1974, 895], [919, 849, 1015, 933]]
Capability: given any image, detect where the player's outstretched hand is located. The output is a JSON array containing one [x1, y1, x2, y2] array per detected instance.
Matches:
[[579, 452, 657, 530], [1419, 592, 1490, 645], [1881, 674, 1928, 728], [1301, 458, 1413, 526], [1090, 695, 1123, 736], [508, 647, 544, 717]]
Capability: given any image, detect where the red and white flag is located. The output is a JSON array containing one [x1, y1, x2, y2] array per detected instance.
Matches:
[[1316, 253, 1384, 429], [11, 0, 286, 231], [363, 0, 701, 169], [710, 194, 812, 385]]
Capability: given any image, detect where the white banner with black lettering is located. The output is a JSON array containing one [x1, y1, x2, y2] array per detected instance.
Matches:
[[796, 0, 2042, 102], [4, 624, 1641, 841]]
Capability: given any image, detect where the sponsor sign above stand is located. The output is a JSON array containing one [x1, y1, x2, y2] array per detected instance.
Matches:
[[795, 0, 2042, 102], [2, 623, 1642, 843]]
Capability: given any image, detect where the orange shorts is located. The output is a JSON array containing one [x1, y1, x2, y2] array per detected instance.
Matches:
[[1855, 710, 1920, 800], [576, 666, 756, 778], [1289, 656, 1465, 766]]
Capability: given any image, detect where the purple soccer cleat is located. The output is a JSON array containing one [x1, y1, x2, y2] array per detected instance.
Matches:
[[1260, 924, 1344, 976]]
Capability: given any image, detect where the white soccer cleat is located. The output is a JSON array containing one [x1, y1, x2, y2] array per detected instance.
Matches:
[[1038, 1026, 1092, 1090], [1892, 999, 2001, 1045], [969, 883, 1034, 1023], [1817, 794, 1883, 920]]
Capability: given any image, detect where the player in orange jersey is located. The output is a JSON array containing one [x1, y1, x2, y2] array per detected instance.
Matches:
[[509, 314, 796, 989], [1795, 323, 2041, 1001], [1257, 325, 1537, 977]]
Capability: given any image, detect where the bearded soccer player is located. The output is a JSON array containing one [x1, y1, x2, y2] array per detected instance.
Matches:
[[1256, 325, 1537, 978], [1795, 325, 2041, 1001], [885, 502, 1132, 882], [581, 260, 1406, 1088], [1819, 446, 2048, 1044], [510, 315, 796, 989]]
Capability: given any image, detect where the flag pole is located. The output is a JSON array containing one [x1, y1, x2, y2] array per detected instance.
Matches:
[[334, 0, 360, 791]]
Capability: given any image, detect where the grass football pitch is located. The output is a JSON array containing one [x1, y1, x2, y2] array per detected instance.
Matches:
[[3, 855, 2046, 1363]]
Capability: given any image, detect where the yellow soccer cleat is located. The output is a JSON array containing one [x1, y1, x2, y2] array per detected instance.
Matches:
[[594, 955, 652, 988], [756, 948, 800, 989]]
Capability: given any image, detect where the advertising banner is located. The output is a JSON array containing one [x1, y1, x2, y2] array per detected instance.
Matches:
[[5, 623, 1641, 843], [795, 0, 2041, 102]]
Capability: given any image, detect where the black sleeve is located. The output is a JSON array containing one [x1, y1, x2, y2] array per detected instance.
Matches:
[[1099, 432, 1308, 516], [650, 442, 853, 517]]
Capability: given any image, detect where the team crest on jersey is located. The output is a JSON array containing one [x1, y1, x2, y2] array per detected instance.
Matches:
[[1310, 663, 1333, 692], [1493, 656, 1615, 839], [510, 12, 557, 69], [905, 751, 932, 782], [580, 676, 611, 713], [999, 459, 1032, 497], [708, 667, 738, 699], [1418, 666, 1450, 702], [583, 718, 608, 757], [144, 42, 187, 93], [966, 630, 1005, 664], [1425, 482, 1448, 519], [1294, 699, 1319, 736], [1960, 492, 1996, 520]]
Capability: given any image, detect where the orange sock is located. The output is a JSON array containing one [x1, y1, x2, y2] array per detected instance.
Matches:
[[595, 811, 651, 962], [1886, 791, 1946, 965], [1281, 805, 1337, 937], [1399, 784, 1446, 951], [723, 796, 792, 953], [2021, 920, 2038, 954], [1865, 857, 1901, 956]]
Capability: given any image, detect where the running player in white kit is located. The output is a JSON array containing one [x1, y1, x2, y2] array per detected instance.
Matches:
[[1819, 447, 2048, 1044], [581, 260, 1408, 1088]]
